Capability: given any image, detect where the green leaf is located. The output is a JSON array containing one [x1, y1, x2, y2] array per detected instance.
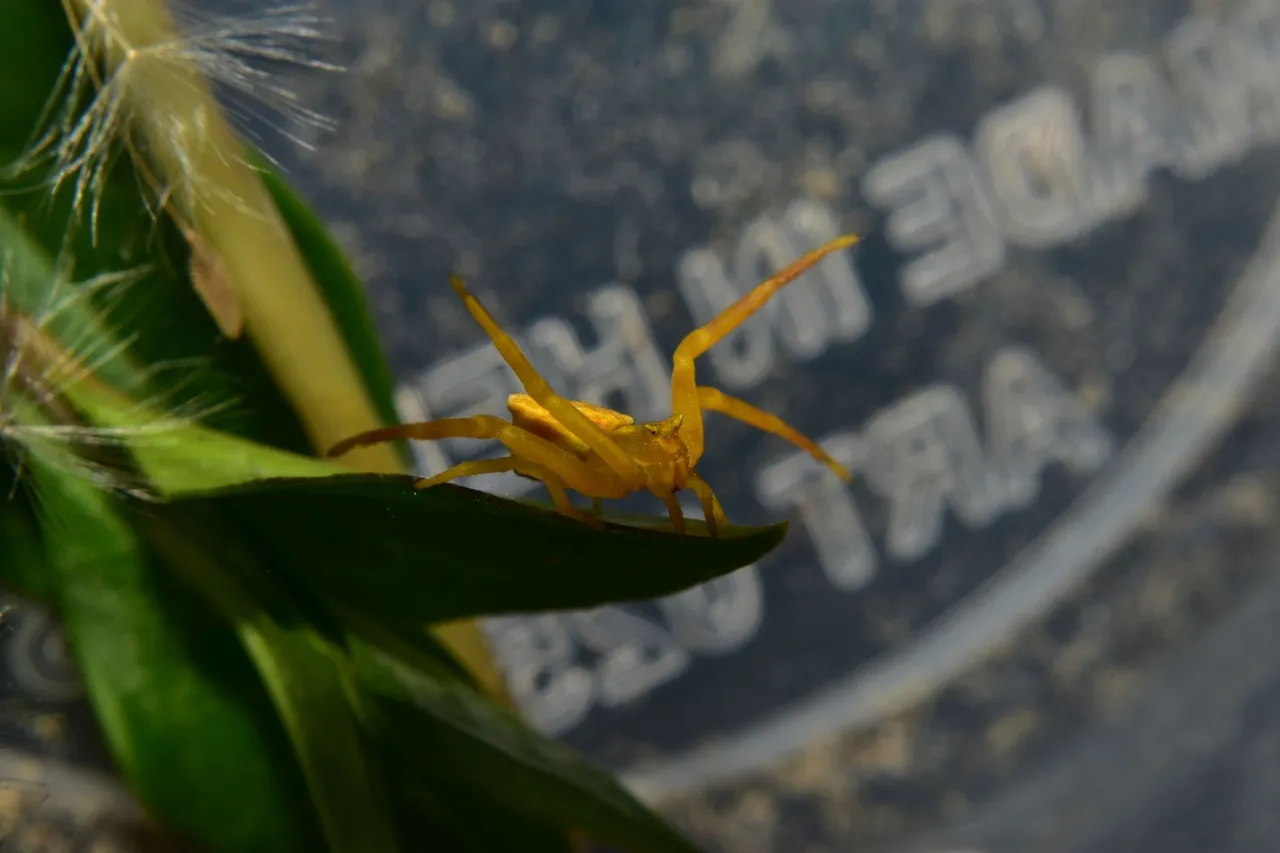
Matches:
[[79, 207, 319, 455], [0, 2, 73, 165], [355, 647, 700, 853], [175, 472, 786, 625], [324, 594, 481, 690], [0, 206, 151, 396], [0, 4, 316, 458], [141, 507, 401, 853], [0, 490, 55, 604], [23, 450, 322, 853], [60, 374, 338, 493], [252, 153, 411, 468], [402, 784, 578, 853]]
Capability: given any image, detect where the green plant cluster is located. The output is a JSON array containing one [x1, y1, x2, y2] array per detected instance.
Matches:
[[0, 4, 787, 852]]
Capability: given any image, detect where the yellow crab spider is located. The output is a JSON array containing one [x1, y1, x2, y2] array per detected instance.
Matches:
[[327, 234, 860, 537]]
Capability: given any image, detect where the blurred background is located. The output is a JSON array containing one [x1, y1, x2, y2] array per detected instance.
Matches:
[[10, 0, 1280, 850]]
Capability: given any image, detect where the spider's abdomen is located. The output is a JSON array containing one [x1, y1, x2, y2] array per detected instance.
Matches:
[[507, 392, 634, 457]]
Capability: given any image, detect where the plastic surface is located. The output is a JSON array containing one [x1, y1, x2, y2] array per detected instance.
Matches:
[[8, 0, 1280, 850]]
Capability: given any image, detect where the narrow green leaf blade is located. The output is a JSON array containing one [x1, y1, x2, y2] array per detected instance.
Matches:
[[403, 784, 578, 853], [0, 490, 56, 604], [56, 376, 338, 493], [24, 455, 321, 853], [179, 473, 787, 625], [356, 648, 701, 853], [143, 509, 401, 853]]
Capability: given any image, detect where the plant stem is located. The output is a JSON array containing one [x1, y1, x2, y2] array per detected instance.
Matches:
[[70, 0, 395, 474], [63, 0, 510, 703]]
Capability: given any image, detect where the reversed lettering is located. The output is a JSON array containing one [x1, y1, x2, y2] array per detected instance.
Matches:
[[676, 247, 777, 389], [567, 607, 692, 708], [525, 283, 671, 422], [780, 198, 874, 346], [1165, 15, 1253, 180], [862, 385, 1003, 562], [975, 86, 1101, 247], [756, 431, 878, 590], [675, 199, 871, 391], [863, 134, 1006, 306], [1231, 0, 1280, 142], [984, 346, 1114, 509], [659, 566, 765, 655], [485, 614, 594, 737], [736, 216, 832, 359], [1089, 52, 1180, 217]]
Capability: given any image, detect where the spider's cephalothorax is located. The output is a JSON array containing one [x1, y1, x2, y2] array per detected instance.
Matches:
[[328, 235, 860, 536]]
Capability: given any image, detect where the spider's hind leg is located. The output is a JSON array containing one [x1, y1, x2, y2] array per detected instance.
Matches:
[[413, 457, 518, 490], [516, 461, 602, 529], [326, 414, 511, 458], [654, 489, 687, 536], [331, 412, 614, 531], [696, 386, 851, 482]]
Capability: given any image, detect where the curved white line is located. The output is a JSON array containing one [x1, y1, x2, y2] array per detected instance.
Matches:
[[620, 205, 1280, 802]]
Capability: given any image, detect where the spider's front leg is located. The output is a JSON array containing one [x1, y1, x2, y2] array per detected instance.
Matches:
[[668, 234, 861, 463], [447, 274, 644, 482]]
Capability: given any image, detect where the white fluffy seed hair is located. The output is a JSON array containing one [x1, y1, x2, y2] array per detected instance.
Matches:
[[0, 241, 235, 500], [0, 1, 342, 496], [11, 1, 342, 239]]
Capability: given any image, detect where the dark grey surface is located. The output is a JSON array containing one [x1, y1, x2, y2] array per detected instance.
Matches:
[[10, 0, 1280, 850], [923, 551, 1280, 853]]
